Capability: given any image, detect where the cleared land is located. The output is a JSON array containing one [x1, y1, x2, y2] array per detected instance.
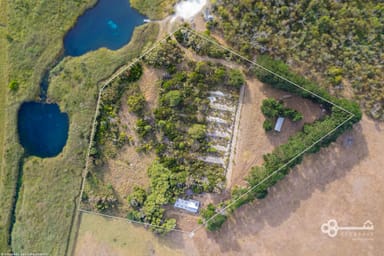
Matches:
[[74, 116, 384, 255]]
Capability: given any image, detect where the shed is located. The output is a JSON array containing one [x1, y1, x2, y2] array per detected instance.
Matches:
[[174, 198, 200, 213], [203, 8, 214, 22], [274, 117, 285, 132]]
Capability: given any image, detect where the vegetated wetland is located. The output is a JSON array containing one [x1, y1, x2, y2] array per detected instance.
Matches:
[[1, 0, 160, 253]]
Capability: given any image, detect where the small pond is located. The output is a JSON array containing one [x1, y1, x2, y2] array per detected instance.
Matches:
[[64, 0, 145, 56], [18, 102, 69, 158]]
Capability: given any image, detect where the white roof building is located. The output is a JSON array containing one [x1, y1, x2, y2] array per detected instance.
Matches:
[[274, 117, 285, 132], [174, 198, 200, 213]]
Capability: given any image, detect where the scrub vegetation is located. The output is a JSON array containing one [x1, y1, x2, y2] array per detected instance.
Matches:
[[0, 0, 159, 252], [210, 0, 383, 120], [130, 0, 177, 19]]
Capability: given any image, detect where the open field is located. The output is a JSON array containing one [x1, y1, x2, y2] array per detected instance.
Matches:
[[74, 115, 384, 255], [74, 212, 184, 256]]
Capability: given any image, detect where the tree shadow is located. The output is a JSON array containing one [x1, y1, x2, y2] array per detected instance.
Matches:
[[205, 122, 368, 254]]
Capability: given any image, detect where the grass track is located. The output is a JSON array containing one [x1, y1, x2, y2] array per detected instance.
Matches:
[[0, 0, 10, 251]]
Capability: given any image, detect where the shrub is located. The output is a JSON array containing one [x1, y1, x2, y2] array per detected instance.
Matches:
[[206, 214, 227, 231], [127, 93, 146, 115], [163, 90, 182, 107], [263, 119, 273, 131], [9, 80, 19, 92], [188, 124, 206, 141], [127, 186, 147, 209], [227, 69, 245, 88], [123, 63, 143, 82], [136, 118, 152, 138]]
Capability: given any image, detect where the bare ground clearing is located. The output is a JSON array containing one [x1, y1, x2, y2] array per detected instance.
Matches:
[[229, 77, 325, 187], [75, 116, 384, 256], [138, 65, 162, 111]]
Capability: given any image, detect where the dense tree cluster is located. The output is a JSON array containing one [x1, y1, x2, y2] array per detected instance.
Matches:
[[211, 0, 384, 120], [261, 98, 303, 131]]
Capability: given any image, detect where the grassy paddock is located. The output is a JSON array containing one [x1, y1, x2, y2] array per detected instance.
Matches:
[[130, 0, 177, 19], [11, 23, 159, 255], [74, 212, 182, 256], [1, 1, 98, 252]]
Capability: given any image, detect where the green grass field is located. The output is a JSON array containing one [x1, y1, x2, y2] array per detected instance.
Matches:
[[0, 0, 7, 182], [0, 0, 159, 254]]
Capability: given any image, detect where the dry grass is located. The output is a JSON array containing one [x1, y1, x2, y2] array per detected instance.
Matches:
[[74, 212, 184, 256]]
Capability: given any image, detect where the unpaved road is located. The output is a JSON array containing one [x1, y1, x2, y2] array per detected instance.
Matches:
[[75, 115, 384, 255]]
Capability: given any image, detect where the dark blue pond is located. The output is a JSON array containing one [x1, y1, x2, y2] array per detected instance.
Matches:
[[64, 0, 145, 56], [18, 102, 69, 158]]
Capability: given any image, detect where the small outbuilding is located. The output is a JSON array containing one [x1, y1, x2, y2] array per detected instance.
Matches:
[[274, 117, 285, 132], [203, 8, 214, 22], [174, 198, 200, 213]]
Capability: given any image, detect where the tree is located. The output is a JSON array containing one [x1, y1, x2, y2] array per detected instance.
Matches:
[[227, 69, 245, 88], [163, 90, 182, 107], [123, 63, 143, 82], [9, 80, 19, 92], [127, 186, 147, 209], [261, 98, 282, 118]]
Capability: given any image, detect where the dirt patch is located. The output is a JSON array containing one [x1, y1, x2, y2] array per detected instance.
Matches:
[[229, 77, 325, 187], [138, 65, 162, 111]]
